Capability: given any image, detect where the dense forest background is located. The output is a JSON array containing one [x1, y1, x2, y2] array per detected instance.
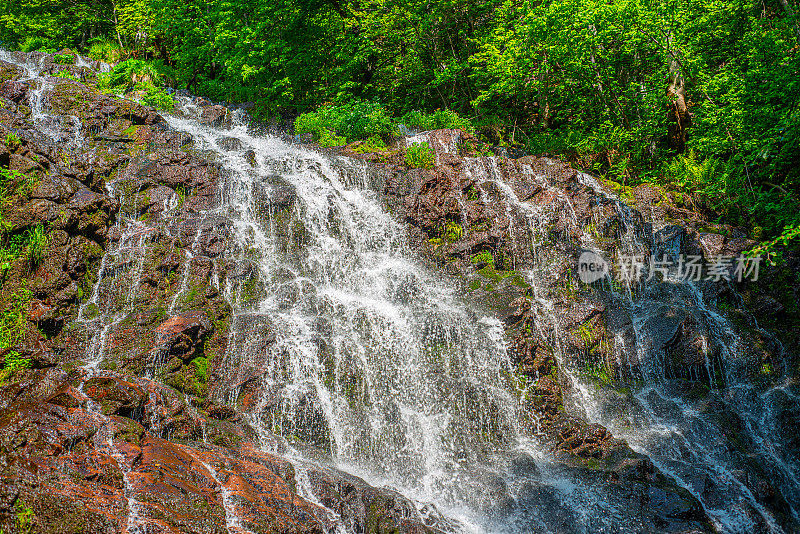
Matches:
[[2, 0, 799, 249]]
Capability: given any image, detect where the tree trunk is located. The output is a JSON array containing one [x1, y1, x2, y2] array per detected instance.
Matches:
[[666, 34, 690, 153], [777, 0, 800, 47]]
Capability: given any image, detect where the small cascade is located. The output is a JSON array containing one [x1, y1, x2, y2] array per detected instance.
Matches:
[[196, 458, 251, 534], [77, 219, 155, 370], [572, 172, 799, 531], [163, 114, 543, 531], [168, 229, 202, 314], [291, 462, 350, 534], [460, 155, 800, 532], [80, 372, 146, 533]]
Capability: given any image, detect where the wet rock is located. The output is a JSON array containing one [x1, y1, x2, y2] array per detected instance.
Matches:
[[217, 136, 242, 151], [84, 376, 146, 417], [306, 466, 429, 533], [0, 80, 28, 103], [151, 310, 212, 360], [244, 149, 257, 166], [200, 105, 231, 128], [0, 60, 23, 82]]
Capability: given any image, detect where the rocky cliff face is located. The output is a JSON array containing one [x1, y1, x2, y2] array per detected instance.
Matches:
[[0, 51, 797, 534]]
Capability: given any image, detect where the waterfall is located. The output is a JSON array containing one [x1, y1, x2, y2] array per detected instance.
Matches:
[[164, 109, 538, 530], [4, 48, 797, 533]]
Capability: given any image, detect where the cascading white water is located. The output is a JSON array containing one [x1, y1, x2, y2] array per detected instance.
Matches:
[[571, 174, 800, 533], [165, 109, 541, 531], [458, 157, 800, 533], [7, 45, 797, 532]]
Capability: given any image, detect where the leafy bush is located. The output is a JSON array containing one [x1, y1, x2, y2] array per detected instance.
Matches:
[[351, 136, 387, 153], [405, 142, 435, 169], [0, 168, 37, 199], [19, 36, 44, 52], [400, 109, 474, 133], [137, 82, 175, 111], [317, 128, 346, 148], [107, 59, 164, 90], [53, 53, 75, 65], [14, 497, 33, 533], [23, 224, 49, 267], [54, 70, 79, 81], [295, 100, 395, 143], [87, 37, 124, 64], [442, 220, 463, 242]]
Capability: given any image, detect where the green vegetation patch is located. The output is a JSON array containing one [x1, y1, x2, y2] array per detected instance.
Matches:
[[405, 141, 434, 169]]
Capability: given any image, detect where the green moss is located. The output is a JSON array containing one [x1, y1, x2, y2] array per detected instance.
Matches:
[[442, 220, 462, 242], [192, 356, 210, 383], [471, 250, 493, 265]]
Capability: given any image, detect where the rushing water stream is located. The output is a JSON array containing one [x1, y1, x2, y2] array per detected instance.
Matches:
[[3, 49, 798, 533]]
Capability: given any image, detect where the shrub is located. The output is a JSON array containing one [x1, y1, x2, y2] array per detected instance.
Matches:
[[108, 59, 164, 90], [53, 53, 75, 65], [405, 141, 435, 169], [0, 287, 32, 384], [317, 128, 347, 148], [54, 70, 79, 81], [0, 168, 37, 199], [14, 497, 33, 533], [442, 220, 463, 242], [87, 37, 124, 64], [4, 132, 20, 149], [295, 100, 395, 143], [400, 109, 474, 133], [351, 135, 387, 153], [24, 224, 49, 267], [19, 37, 42, 52], [137, 82, 175, 111]]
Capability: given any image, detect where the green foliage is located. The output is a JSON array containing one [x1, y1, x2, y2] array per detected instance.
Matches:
[[748, 225, 800, 266], [400, 109, 474, 133], [23, 224, 49, 267], [4, 132, 20, 149], [107, 59, 164, 89], [191, 356, 209, 383], [471, 251, 494, 266], [1, 168, 37, 203], [53, 53, 75, 65], [582, 360, 614, 386], [54, 70, 80, 81], [442, 220, 463, 242], [0, 287, 32, 384], [295, 100, 395, 143], [12, 498, 33, 533], [405, 142, 435, 169], [87, 37, 124, 63], [137, 82, 175, 111], [4, 0, 799, 252], [317, 128, 347, 148], [351, 136, 387, 153], [97, 59, 174, 109]]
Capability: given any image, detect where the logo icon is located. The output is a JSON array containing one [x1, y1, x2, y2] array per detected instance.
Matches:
[[578, 251, 609, 283]]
